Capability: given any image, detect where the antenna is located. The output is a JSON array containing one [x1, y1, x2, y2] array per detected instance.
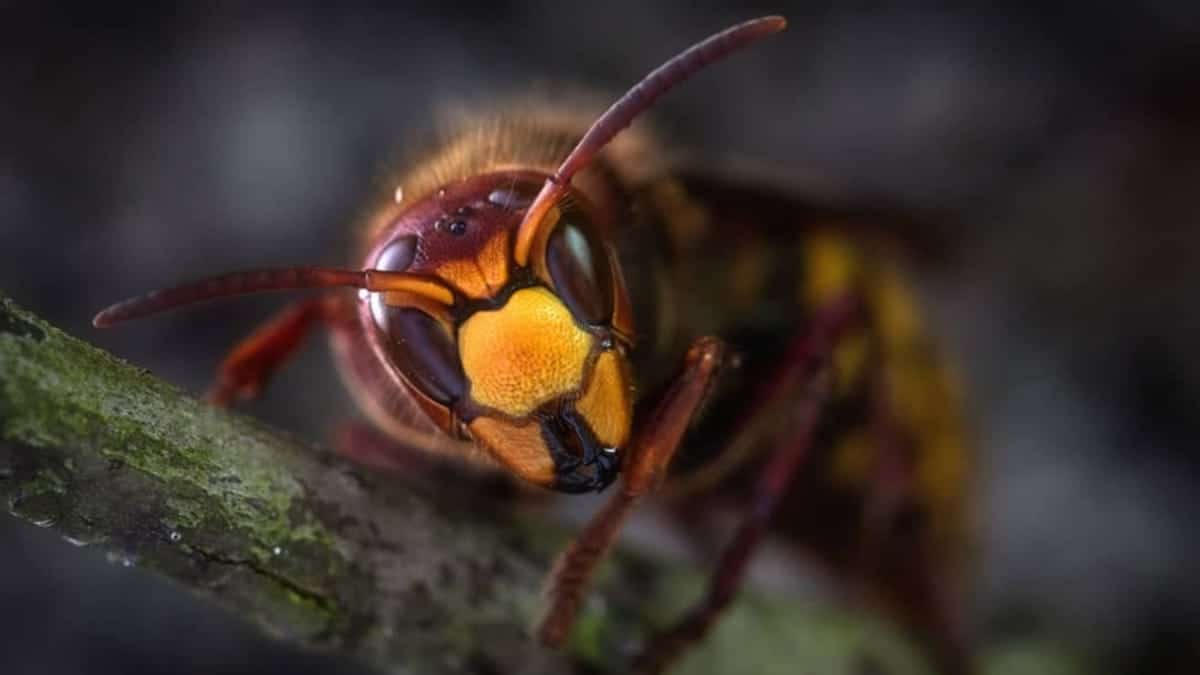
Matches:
[[513, 15, 787, 266], [93, 267, 453, 327]]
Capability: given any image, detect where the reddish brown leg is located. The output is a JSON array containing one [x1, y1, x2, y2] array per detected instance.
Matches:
[[208, 295, 352, 405], [537, 336, 727, 647], [632, 295, 861, 675]]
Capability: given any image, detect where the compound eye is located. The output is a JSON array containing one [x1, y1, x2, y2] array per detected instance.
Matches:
[[370, 234, 466, 404], [376, 234, 417, 272], [545, 211, 613, 325], [371, 296, 466, 405]]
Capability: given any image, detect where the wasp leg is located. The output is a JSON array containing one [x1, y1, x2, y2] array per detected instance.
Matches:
[[537, 336, 727, 648], [632, 294, 861, 675], [208, 295, 353, 406]]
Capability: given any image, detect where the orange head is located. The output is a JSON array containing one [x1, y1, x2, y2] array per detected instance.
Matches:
[[359, 171, 634, 492]]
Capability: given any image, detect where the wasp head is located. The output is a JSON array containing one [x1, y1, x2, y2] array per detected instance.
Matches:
[[362, 171, 634, 493]]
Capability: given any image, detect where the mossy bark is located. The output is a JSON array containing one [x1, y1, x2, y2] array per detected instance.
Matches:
[[0, 294, 948, 675]]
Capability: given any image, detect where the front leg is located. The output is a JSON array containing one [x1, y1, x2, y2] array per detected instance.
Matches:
[[632, 293, 861, 674], [537, 336, 727, 647], [208, 295, 353, 405]]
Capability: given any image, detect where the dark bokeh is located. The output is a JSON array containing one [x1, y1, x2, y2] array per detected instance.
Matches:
[[3, 2, 1200, 673]]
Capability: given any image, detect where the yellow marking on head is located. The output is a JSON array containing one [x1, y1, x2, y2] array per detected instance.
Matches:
[[802, 231, 860, 307], [574, 351, 632, 448], [435, 231, 511, 299], [527, 205, 561, 278], [365, 271, 455, 305], [468, 417, 556, 487], [478, 229, 510, 290], [458, 287, 593, 417]]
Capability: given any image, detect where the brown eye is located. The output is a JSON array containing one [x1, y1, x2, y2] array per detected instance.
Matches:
[[546, 214, 613, 325], [371, 296, 465, 405]]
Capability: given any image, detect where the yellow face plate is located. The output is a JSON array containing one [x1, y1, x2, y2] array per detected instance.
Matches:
[[458, 287, 594, 417]]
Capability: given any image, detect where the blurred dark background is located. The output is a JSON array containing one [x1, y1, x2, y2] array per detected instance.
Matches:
[[3, 2, 1200, 673]]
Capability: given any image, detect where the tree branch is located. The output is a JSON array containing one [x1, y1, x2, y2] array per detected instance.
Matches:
[[0, 294, 937, 675]]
